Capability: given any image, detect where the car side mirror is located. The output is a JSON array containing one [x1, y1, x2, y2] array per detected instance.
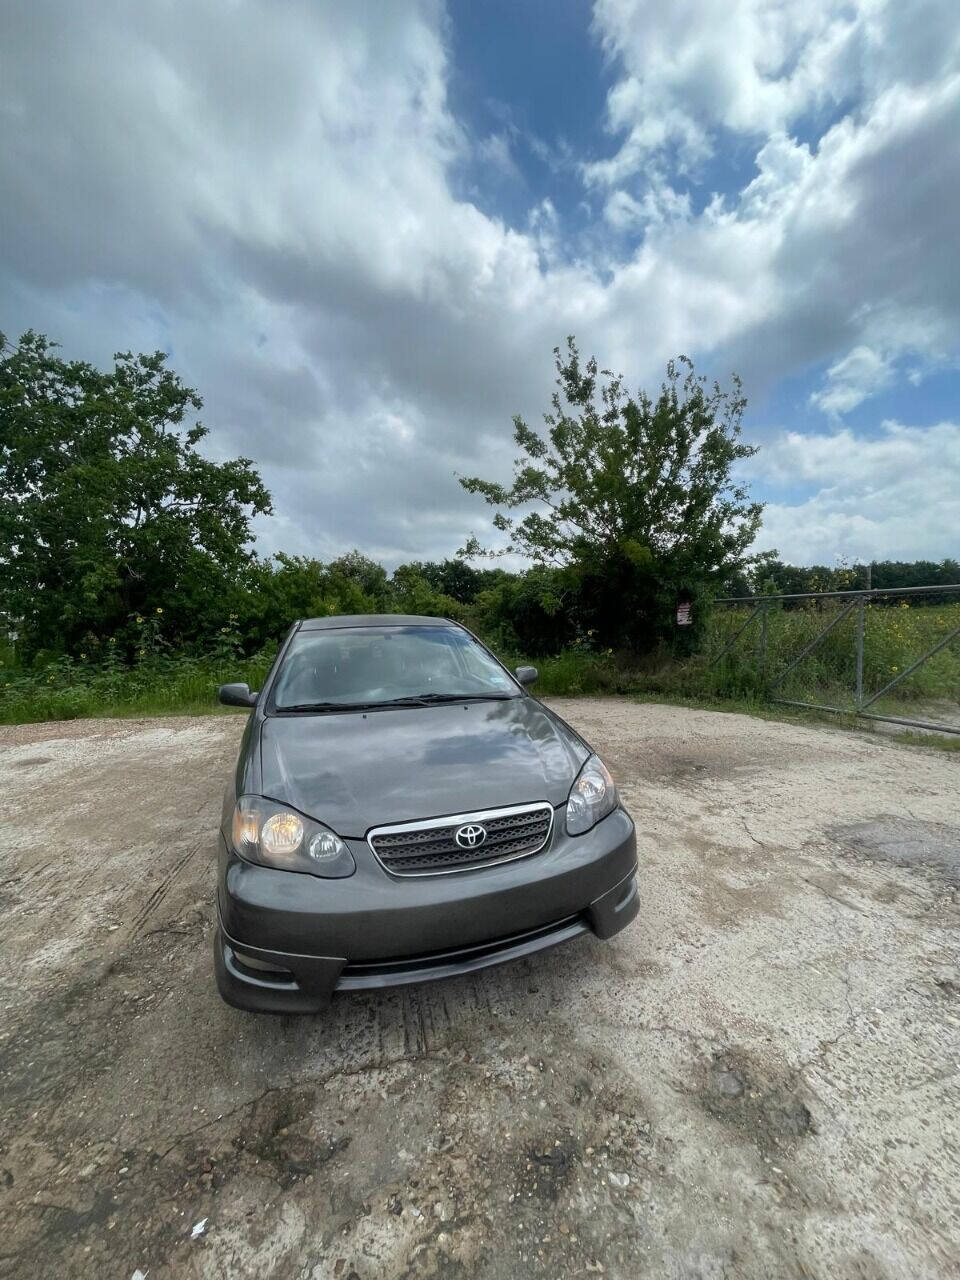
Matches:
[[514, 665, 538, 687], [218, 682, 258, 708]]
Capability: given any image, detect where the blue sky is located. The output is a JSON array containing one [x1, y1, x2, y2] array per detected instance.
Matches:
[[1, 0, 958, 567], [447, 0, 612, 231]]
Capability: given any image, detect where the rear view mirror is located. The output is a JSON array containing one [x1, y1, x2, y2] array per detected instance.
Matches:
[[218, 682, 258, 708], [514, 665, 539, 687]]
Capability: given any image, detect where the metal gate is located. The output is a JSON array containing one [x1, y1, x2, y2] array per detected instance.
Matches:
[[711, 584, 960, 735]]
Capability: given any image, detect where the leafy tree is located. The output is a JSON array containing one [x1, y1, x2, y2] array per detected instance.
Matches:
[[0, 330, 271, 655], [870, 559, 960, 592], [468, 566, 577, 655], [748, 557, 960, 607], [389, 565, 465, 620], [746, 554, 811, 597], [326, 550, 389, 605], [235, 552, 393, 650], [393, 558, 504, 604], [459, 338, 764, 651], [237, 555, 330, 648], [240, 548, 426, 650]]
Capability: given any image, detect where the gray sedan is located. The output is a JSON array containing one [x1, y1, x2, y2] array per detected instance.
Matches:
[[215, 615, 638, 1013]]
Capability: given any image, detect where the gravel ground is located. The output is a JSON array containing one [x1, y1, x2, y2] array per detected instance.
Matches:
[[0, 700, 958, 1279]]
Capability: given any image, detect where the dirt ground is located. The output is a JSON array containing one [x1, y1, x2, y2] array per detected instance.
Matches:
[[1, 700, 958, 1280]]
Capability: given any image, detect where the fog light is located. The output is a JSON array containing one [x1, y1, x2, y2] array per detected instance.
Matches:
[[233, 948, 289, 974]]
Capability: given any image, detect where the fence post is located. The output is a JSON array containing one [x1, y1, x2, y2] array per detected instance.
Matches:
[[759, 600, 769, 683], [855, 594, 865, 709]]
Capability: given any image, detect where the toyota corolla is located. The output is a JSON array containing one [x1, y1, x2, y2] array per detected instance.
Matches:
[[214, 614, 638, 1013]]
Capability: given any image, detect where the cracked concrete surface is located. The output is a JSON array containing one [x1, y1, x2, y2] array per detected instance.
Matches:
[[0, 700, 958, 1278]]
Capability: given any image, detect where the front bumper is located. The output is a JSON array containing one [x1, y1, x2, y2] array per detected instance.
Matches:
[[214, 805, 638, 1013]]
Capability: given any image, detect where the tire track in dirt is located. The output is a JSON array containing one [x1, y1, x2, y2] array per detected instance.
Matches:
[[130, 840, 208, 930]]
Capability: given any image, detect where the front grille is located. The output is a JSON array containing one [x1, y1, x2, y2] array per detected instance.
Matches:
[[368, 802, 554, 876]]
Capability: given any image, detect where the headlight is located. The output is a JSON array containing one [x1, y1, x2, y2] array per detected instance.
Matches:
[[231, 797, 355, 878], [565, 755, 618, 835]]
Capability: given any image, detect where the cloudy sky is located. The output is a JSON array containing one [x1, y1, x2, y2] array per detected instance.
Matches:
[[2, 0, 958, 568]]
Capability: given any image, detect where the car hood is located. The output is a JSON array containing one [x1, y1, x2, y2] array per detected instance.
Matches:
[[258, 697, 590, 836]]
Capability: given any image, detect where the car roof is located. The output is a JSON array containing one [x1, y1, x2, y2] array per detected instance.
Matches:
[[298, 614, 456, 631]]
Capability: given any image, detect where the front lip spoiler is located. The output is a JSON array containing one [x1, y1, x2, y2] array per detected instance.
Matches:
[[336, 912, 588, 990]]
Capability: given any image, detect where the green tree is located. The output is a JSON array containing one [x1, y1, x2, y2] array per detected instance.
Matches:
[[468, 565, 575, 655], [237, 555, 330, 648], [0, 330, 271, 655], [236, 551, 395, 650], [389, 565, 465, 620], [459, 338, 764, 651], [393, 558, 503, 604], [325, 551, 390, 607]]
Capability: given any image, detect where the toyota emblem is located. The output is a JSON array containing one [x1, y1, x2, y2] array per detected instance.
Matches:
[[455, 823, 487, 849]]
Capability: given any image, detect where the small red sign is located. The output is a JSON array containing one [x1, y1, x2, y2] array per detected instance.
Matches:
[[676, 602, 692, 626]]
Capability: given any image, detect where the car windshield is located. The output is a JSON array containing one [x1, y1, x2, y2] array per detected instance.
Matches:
[[271, 625, 520, 710]]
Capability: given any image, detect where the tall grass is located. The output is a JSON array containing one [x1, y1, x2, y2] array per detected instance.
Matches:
[[0, 649, 274, 724], [501, 650, 640, 696], [704, 599, 960, 710], [0, 647, 642, 724]]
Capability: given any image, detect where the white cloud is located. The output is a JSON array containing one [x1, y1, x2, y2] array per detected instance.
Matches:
[[475, 132, 523, 183], [809, 346, 896, 416], [810, 307, 956, 416], [0, 0, 958, 567], [604, 180, 691, 231], [749, 419, 960, 562], [587, 0, 861, 183], [587, 0, 960, 182], [738, 133, 813, 217]]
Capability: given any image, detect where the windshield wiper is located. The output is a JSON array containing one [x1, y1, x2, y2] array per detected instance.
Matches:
[[378, 692, 515, 706], [276, 700, 386, 714], [276, 692, 515, 714]]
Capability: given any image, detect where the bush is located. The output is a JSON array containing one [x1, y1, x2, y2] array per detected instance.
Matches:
[[466, 567, 577, 656], [506, 650, 636, 697], [0, 647, 274, 725]]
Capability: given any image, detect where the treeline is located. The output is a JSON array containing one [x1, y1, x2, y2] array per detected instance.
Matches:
[[729, 557, 960, 601], [18, 549, 686, 663], [48, 549, 954, 669], [243, 553, 960, 654]]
